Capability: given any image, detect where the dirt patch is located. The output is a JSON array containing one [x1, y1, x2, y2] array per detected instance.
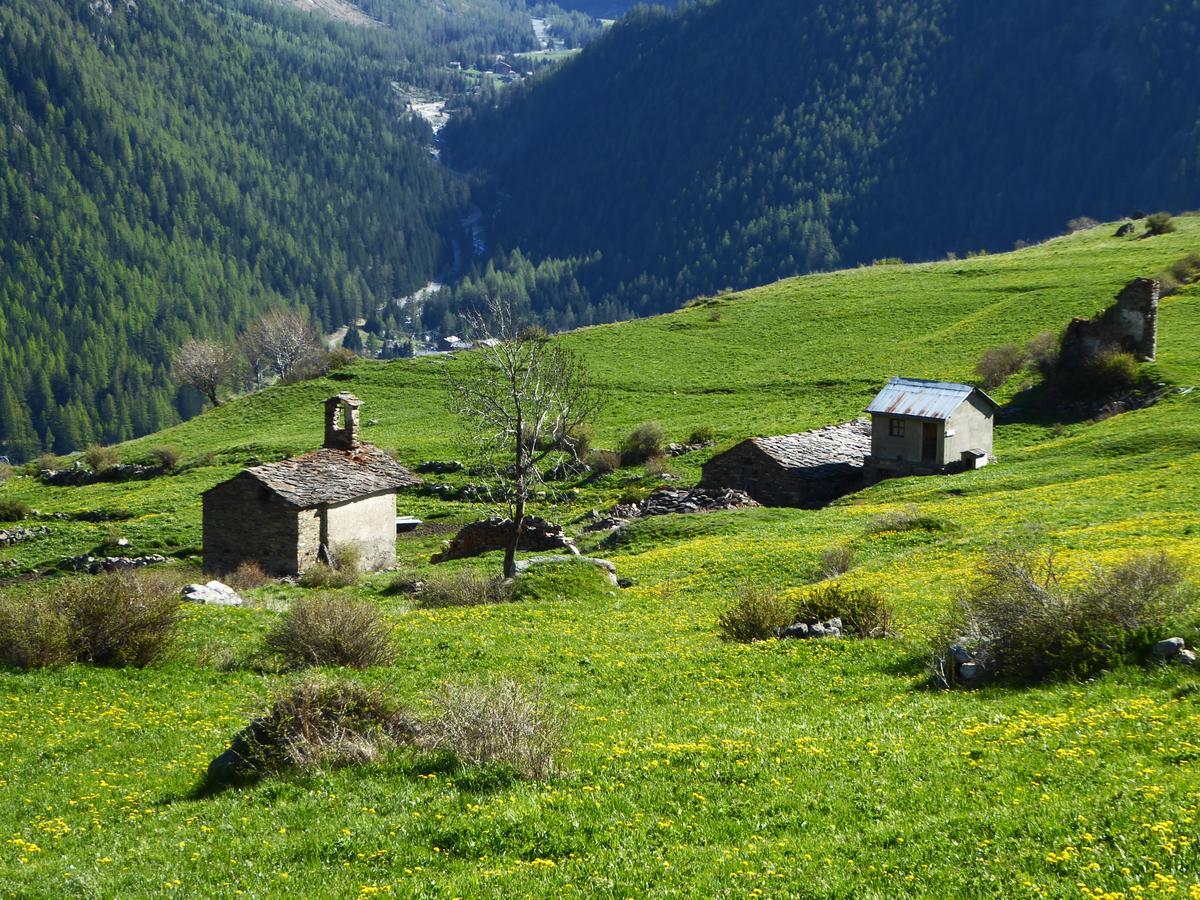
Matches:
[[284, 0, 380, 28]]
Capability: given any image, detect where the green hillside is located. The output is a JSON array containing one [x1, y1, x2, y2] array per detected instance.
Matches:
[[1, 222, 1200, 895], [444, 0, 1200, 326], [0, 0, 540, 462]]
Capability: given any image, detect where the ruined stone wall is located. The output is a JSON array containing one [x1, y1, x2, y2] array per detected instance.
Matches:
[[1060, 278, 1159, 368]]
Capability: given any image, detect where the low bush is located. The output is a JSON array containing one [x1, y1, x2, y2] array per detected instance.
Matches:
[[150, 445, 183, 471], [264, 595, 396, 669], [421, 679, 563, 781], [0, 498, 29, 522], [416, 570, 512, 609], [226, 561, 271, 591], [562, 423, 595, 457], [1026, 331, 1061, 377], [866, 506, 950, 534], [329, 543, 362, 578], [1067, 216, 1099, 233], [283, 348, 357, 384], [0, 572, 182, 670], [643, 455, 675, 477], [586, 449, 621, 475], [718, 585, 793, 642], [619, 421, 667, 465], [214, 677, 419, 781], [687, 425, 716, 445], [298, 564, 357, 589], [793, 583, 893, 638], [34, 452, 59, 473], [943, 550, 1194, 685], [1145, 212, 1177, 236], [975, 344, 1026, 390], [818, 544, 855, 580], [84, 443, 120, 475], [1051, 350, 1139, 400], [0, 463, 12, 484]]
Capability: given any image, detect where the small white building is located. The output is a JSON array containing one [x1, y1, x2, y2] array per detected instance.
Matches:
[[863, 378, 997, 483]]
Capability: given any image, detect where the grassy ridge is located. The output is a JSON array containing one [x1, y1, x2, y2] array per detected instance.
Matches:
[[1, 221, 1200, 896]]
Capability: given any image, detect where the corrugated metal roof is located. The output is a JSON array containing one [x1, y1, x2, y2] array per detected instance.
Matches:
[[866, 377, 997, 421]]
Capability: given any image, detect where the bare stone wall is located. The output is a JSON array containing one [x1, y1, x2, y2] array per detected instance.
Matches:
[[202, 475, 303, 575], [323, 491, 397, 571], [1060, 277, 1160, 368]]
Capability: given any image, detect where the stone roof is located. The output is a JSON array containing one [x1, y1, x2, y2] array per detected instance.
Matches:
[[240, 444, 420, 508], [866, 377, 997, 421], [751, 420, 872, 479]]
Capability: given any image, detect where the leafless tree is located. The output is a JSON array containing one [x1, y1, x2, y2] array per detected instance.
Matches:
[[171, 338, 235, 407], [240, 309, 321, 384], [445, 297, 602, 579]]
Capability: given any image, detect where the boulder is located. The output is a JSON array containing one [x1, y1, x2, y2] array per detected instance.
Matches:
[[959, 661, 981, 682], [431, 516, 578, 563], [1178, 649, 1197, 666], [1115, 222, 1136, 237], [513, 555, 618, 586], [778, 622, 810, 640], [1153, 637, 1187, 660], [183, 580, 243, 606]]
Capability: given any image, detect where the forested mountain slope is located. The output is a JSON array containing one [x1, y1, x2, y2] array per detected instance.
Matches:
[[0, 0, 530, 461], [445, 0, 1200, 324]]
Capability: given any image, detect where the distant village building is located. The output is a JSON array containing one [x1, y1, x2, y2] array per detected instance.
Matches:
[[438, 335, 473, 352], [863, 378, 997, 483], [201, 394, 419, 576], [701, 420, 872, 508]]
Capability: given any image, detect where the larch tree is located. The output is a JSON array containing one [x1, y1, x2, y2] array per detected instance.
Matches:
[[445, 295, 602, 579]]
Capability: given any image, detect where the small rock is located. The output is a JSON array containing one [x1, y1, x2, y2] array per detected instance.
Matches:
[[183, 580, 243, 606], [1178, 649, 1197, 666], [1153, 637, 1186, 660], [779, 622, 810, 640], [950, 644, 973, 665], [808, 623, 828, 638], [959, 661, 980, 682]]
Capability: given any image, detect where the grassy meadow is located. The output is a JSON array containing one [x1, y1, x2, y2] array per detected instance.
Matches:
[[2, 220, 1200, 897]]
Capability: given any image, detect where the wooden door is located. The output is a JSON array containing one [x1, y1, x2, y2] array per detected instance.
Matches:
[[922, 422, 939, 464]]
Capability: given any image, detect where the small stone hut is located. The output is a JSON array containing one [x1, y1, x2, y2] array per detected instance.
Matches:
[[202, 394, 419, 576], [863, 377, 997, 483], [700, 420, 872, 507]]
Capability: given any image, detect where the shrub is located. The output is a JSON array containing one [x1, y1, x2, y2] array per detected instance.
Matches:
[[819, 545, 855, 580], [975, 344, 1026, 390], [226, 560, 271, 591], [264, 595, 396, 669], [84, 443, 120, 475], [283, 348, 358, 383], [329, 543, 362, 578], [214, 677, 419, 781], [586, 449, 621, 475], [150, 445, 183, 471], [0, 595, 71, 669], [0, 498, 29, 522], [643, 455, 675, 477], [562, 423, 595, 457], [794, 584, 893, 638], [687, 425, 716, 445], [0, 572, 182, 670], [298, 563, 357, 589], [619, 421, 667, 465], [945, 550, 1194, 684], [1067, 216, 1099, 233], [421, 679, 563, 781], [0, 463, 12, 484], [1053, 350, 1138, 400], [34, 452, 59, 473], [416, 570, 512, 609], [718, 586, 793, 642], [1026, 331, 1061, 377], [1145, 212, 1177, 236], [866, 505, 950, 534], [617, 484, 651, 506]]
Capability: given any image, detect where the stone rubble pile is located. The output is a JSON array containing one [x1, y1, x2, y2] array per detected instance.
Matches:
[[40, 463, 164, 487], [60, 554, 168, 574], [432, 516, 579, 563], [666, 440, 715, 457], [416, 460, 465, 475], [0, 525, 50, 546], [586, 487, 759, 533], [779, 616, 844, 640], [1153, 637, 1197, 666]]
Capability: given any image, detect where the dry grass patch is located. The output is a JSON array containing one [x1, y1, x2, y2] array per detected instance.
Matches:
[[264, 594, 396, 669]]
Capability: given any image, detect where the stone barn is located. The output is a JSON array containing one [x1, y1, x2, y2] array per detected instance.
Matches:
[[701, 420, 872, 507], [202, 393, 420, 576], [863, 377, 998, 483]]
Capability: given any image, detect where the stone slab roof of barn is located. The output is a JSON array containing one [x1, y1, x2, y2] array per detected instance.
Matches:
[[751, 420, 872, 479], [238, 444, 420, 508], [866, 377, 998, 421]]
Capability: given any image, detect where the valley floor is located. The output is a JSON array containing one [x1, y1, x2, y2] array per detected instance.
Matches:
[[2, 222, 1200, 896]]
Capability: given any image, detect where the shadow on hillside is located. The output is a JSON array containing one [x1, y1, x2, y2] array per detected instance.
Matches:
[[999, 378, 1167, 428]]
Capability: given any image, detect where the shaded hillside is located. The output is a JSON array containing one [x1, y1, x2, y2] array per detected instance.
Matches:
[[0, 0, 535, 461], [445, 0, 1200, 324]]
